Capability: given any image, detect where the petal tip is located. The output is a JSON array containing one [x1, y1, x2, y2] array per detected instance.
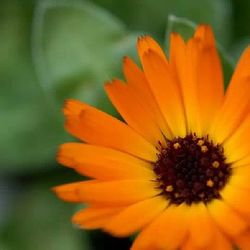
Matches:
[[63, 99, 87, 116], [195, 24, 215, 46]]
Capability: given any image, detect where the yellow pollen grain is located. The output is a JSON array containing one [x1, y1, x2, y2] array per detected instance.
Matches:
[[197, 140, 204, 146], [173, 143, 181, 150], [212, 161, 220, 168], [206, 179, 214, 187], [201, 145, 208, 153], [166, 185, 174, 192], [218, 146, 224, 153], [199, 193, 205, 198], [218, 171, 224, 178], [174, 193, 180, 198]]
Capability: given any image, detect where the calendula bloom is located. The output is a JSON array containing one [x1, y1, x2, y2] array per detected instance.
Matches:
[[53, 25, 250, 250]]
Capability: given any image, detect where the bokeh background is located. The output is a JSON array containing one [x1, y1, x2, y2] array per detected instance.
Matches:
[[0, 0, 249, 249]]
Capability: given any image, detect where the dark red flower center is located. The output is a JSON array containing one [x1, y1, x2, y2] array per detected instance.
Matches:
[[153, 133, 232, 205]]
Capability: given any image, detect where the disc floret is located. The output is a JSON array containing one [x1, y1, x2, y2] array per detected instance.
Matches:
[[154, 134, 232, 205]]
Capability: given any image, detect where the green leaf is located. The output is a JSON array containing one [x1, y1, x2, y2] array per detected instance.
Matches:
[[230, 36, 250, 62], [32, 0, 138, 109], [91, 0, 232, 45], [165, 15, 235, 87], [0, 178, 91, 250], [0, 0, 138, 172], [232, 0, 250, 39], [165, 15, 196, 45], [0, 0, 64, 172]]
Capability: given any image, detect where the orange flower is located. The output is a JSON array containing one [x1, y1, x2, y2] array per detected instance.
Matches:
[[53, 25, 250, 250]]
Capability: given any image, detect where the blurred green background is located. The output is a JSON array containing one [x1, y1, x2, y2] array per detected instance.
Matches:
[[0, 0, 249, 249]]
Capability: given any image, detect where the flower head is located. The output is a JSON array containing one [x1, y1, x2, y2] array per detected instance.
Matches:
[[53, 25, 250, 250]]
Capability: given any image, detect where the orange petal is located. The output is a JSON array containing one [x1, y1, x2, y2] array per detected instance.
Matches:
[[212, 227, 232, 250], [171, 27, 225, 136], [105, 79, 165, 145], [122, 57, 171, 139], [170, 33, 205, 135], [52, 181, 86, 203], [63, 98, 84, 116], [188, 203, 215, 248], [234, 155, 250, 167], [72, 206, 122, 230], [57, 142, 155, 181], [227, 165, 250, 190], [104, 196, 167, 237], [209, 47, 250, 143], [64, 99, 157, 161], [229, 165, 250, 190], [181, 238, 200, 250], [235, 230, 250, 250], [137, 35, 168, 64], [194, 25, 224, 134], [77, 180, 160, 206], [207, 199, 247, 237], [187, 225, 232, 250], [220, 182, 250, 216], [131, 204, 189, 250], [223, 115, 250, 164], [141, 49, 187, 137], [169, 32, 187, 89]]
